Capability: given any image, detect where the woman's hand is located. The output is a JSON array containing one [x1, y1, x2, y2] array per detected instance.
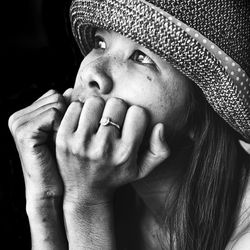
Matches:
[[56, 96, 170, 206], [8, 89, 72, 201], [55, 96, 170, 249]]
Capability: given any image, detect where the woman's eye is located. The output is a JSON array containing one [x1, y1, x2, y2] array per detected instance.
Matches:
[[130, 50, 155, 66], [94, 36, 106, 50]]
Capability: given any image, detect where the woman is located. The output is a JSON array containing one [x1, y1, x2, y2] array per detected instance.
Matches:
[[8, 0, 250, 249]]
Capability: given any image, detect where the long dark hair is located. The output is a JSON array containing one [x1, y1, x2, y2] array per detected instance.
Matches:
[[165, 86, 250, 250]]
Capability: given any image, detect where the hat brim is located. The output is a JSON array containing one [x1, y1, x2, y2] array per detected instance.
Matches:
[[70, 0, 250, 142]]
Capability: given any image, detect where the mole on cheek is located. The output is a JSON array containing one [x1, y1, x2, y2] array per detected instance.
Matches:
[[147, 75, 152, 81]]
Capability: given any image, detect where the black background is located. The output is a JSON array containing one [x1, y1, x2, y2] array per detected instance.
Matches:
[[1, 0, 81, 248]]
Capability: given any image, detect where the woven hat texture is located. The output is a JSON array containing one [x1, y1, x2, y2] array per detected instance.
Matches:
[[70, 0, 250, 141]]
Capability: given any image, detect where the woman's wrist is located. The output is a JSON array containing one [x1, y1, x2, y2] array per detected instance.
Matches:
[[63, 197, 114, 217], [25, 186, 64, 216], [63, 198, 116, 250], [63, 196, 114, 228], [26, 194, 63, 220], [62, 186, 115, 211], [26, 194, 68, 250]]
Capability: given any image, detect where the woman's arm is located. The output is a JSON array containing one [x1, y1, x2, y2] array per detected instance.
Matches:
[[26, 196, 67, 250], [8, 89, 72, 250], [55, 96, 170, 249]]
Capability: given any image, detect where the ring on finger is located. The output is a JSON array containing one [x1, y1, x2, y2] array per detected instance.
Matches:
[[100, 117, 121, 130]]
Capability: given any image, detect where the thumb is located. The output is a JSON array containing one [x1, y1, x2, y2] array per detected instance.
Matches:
[[137, 123, 170, 179]]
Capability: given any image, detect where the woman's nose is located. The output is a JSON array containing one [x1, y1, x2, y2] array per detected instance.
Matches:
[[79, 60, 113, 94]]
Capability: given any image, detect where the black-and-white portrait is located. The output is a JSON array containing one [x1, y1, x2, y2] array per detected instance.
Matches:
[[3, 0, 250, 249]]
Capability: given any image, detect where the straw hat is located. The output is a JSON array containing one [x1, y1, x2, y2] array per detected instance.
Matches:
[[70, 0, 250, 142]]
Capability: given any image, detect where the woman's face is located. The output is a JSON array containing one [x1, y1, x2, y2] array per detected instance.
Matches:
[[72, 29, 192, 136]]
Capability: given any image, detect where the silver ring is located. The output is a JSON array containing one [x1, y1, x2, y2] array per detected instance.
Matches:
[[100, 117, 121, 130]]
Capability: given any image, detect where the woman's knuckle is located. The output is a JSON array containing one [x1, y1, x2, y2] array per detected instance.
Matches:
[[90, 147, 101, 160], [115, 142, 131, 164], [10, 120, 20, 135], [89, 144, 107, 161], [8, 114, 16, 132], [71, 142, 81, 156], [8, 110, 22, 129]]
